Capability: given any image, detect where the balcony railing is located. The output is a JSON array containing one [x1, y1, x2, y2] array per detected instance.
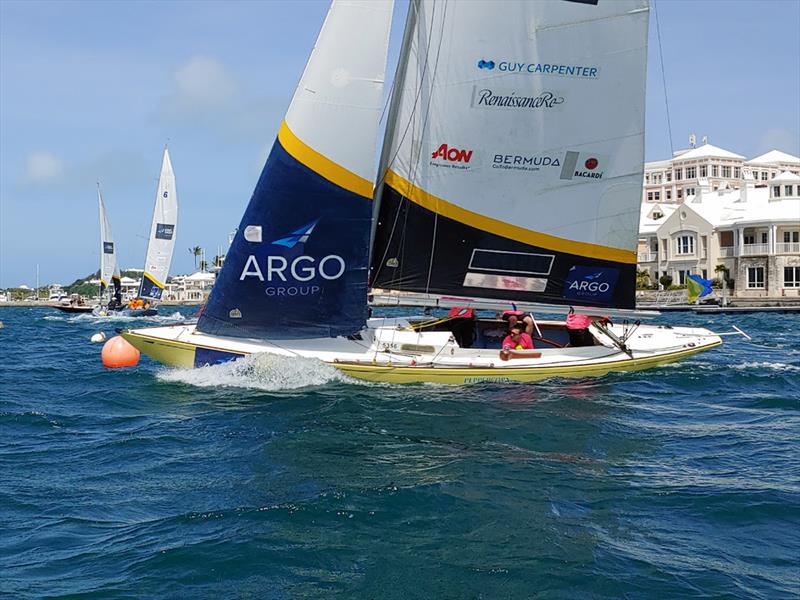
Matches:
[[741, 243, 770, 256], [637, 252, 658, 262], [776, 242, 800, 254], [719, 246, 736, 257]]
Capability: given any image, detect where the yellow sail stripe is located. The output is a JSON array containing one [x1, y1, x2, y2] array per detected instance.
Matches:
[[384, 169, 637, 265], [143, 271, 165, 289], [278, 121, 374, 199]]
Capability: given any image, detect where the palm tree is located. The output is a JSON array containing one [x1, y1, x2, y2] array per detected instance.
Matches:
[[189, 246, 202, 269]]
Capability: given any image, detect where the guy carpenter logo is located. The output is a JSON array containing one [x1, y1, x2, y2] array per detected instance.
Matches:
[[559, 151, 605, 180], [473, 88, 565, 110], [239, 219, 346, 297], [430, 143, 473, 170], [563, 266, 619, 302], [492, 153, 561, 173], [155, 223, 174, 240], [476, 59, 598, 79]]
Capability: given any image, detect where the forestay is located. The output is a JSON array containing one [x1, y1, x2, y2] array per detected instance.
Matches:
[[371, 0, 649, 309], [198, 0, 394, 339], [139, 148, 178, 300]]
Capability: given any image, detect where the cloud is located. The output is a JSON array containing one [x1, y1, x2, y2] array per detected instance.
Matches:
[[167, 56, 238, 115], [25, 151, 64, 182]]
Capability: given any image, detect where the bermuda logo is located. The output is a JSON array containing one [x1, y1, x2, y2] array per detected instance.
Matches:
[[239, 219, 346, 296], [563, 266, 619, 302], [477, 59, 495, 70]]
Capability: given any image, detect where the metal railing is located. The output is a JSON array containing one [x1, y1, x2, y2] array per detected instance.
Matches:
[[637, 252, 658, 262], [719, 246, 736, 257]]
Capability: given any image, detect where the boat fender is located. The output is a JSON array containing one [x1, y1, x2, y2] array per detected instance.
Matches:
[[101, 335, 140, 368], [90, 332, 106, 343]]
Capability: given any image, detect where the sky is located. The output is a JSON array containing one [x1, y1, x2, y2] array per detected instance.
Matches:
[[1, 0, 798, 288]]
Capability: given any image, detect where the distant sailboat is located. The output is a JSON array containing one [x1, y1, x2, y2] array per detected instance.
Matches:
[[54, 184, 121, 314], [123, 0, 734, 383], [111, 147, 177, 317]]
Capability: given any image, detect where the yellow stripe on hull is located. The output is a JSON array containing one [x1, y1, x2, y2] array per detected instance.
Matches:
[[122, 329, 720, 385]]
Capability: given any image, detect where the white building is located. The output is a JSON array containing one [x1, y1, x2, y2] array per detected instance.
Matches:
[[164, 271, 216, 303], [643, 140, 800, 204], [638, 172, 800, 298]]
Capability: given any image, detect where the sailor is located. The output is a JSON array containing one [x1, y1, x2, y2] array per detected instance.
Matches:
[[502, 322, 534, 351], [500, 310, 534, 336]]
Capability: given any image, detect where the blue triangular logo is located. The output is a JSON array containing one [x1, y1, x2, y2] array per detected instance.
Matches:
[[270, 219, 319, 248]]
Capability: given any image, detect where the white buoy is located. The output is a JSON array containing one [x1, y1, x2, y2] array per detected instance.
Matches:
[[90, 332, 107, 343]]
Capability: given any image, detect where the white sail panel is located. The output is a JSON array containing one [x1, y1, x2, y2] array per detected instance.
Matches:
[[283, 0, 393, 190], [371, 0, 649, 308], [97, 185, 119, 295], [140, 148, 177, 300]]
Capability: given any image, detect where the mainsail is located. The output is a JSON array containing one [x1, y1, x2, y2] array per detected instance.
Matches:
[[370, 0, 649, 309], [98, 184, 120, 300], [139, 148, 178, 300], [197, 0, 394, 339]]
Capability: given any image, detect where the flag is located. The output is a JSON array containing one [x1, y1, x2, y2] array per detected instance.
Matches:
[[687, 274, 713, 303]]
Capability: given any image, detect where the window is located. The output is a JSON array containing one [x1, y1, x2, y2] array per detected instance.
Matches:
[[675, 168, 682, 181], [677, 189, 683, 199], [676, 235, 695, 255], [654, 191, 661, 201], [685, 187, 695, 197], [647, 192, 653, 201], [686, 166, 696, 179], [666, 172, 672, 182], [677, 270, 692, 285], [785, 185, 794, 197], [761, 232, 768, 244], [744, 233, 755, 245], [773, 186, 781, 197], [761, 171, 768, 181], [666, 190, 672, 200], [747, 267, 765, 289], [653, 211, 663, 219], [785, 267, 800, 288], [784, 231, 800, 243], [722, 166, 731, 178], [699, 165, 707, 177], [734, 167, 741, 178], [645, 174, 650, 183], [752, 170, 758, 180], [702, 269, 708, 279], [712, 165, 719, 177]]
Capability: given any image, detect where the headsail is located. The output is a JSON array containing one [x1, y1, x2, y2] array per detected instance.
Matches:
[[139, 148, 178, 300], [371, 0, 649, 309], [197, 0, 394, 339], [97, 184, 120, 300]]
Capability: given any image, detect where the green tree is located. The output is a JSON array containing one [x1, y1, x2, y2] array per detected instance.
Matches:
[[659, 274, 673, 289]]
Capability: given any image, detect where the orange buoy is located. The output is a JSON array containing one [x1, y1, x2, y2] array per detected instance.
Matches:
[[102, 335, 140, 368]]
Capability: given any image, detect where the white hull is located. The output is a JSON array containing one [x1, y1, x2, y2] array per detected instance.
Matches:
[[123, 317, 722, 384]]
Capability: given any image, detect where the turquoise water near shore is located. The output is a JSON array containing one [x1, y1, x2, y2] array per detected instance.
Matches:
[[1, 307, 798, 598]]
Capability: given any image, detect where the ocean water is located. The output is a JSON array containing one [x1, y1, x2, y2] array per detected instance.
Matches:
[[1, 306, 798, 599]]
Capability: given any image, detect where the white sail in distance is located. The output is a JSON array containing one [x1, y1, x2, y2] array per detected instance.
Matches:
[[97, 184, 120, 297], [139, 147, 178, 300]]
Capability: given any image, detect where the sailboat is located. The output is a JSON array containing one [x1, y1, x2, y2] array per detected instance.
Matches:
[[110, 147, 178, 317], [122, 0, 730, 384], [54, 184, 121, 314]]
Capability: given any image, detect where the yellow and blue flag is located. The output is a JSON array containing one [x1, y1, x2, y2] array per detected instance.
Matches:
[[687, 274, 713, 303]]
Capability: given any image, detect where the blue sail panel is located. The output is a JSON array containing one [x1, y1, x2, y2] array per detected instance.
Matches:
[[196, 138, 371, 340]]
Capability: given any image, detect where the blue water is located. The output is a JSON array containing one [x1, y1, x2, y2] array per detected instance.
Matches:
[[1, 307, 798, 599]]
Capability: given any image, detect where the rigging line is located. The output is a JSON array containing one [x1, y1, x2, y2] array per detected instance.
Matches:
[[653, 0, 674, 157]]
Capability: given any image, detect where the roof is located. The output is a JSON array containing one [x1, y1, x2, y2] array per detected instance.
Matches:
[[771, 171, 800, 183], [639, 202, 678, 235], [747, 150, 800, 165], [673, 143, 745, 161]]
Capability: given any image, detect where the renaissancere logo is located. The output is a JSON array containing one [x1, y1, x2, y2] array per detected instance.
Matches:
[[476, 59, 598, 79], [472, 87, 565, 110], [239, 219, 346, 297], [430, 143, 473, 170]]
